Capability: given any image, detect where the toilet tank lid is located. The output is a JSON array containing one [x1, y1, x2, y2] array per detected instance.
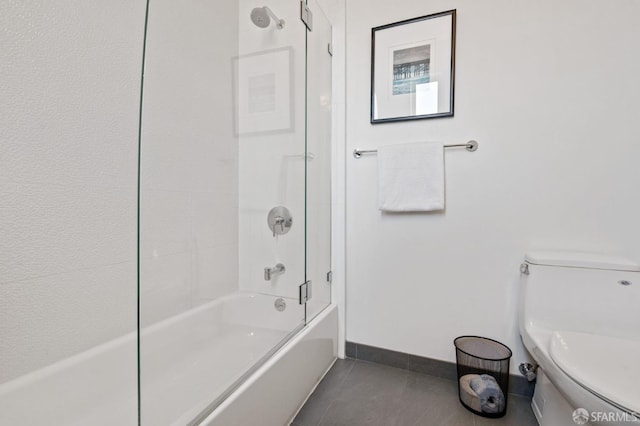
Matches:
[[525, 251, 640, 271]]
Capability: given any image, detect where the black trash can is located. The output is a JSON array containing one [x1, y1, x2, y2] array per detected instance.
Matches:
[[453, 336, 512, 418]]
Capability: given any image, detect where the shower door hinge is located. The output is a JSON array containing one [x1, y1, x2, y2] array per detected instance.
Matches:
[[299, 280, 312, 304], [326, 270, 333, 283], [300, 1, 313, 31]]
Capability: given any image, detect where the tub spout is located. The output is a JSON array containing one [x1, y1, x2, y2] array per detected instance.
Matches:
[[264, 263, 285, 281]]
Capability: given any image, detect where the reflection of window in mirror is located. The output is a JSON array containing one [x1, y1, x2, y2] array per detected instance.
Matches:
[[416, 82, 438, 115]]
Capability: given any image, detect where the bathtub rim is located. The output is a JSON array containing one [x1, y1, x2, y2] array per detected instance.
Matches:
[[198, 303, 338, 425], [187, 321, 306, 425], [0, 291, 297, 395]]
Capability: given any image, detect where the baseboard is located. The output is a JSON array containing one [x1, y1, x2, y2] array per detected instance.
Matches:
[[345, 341, 534, 398]]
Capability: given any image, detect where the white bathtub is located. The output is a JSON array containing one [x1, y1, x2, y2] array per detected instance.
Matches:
[[0, 292, 337, 425]]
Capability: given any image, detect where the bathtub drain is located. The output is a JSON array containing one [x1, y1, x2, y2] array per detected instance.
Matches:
[[274, 298, 286, 311]]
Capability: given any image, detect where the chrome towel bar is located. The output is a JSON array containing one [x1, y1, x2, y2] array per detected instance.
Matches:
[[353, 140, 478, 158]]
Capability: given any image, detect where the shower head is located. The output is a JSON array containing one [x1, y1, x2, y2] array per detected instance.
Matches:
[[250, 6, 285, 30]]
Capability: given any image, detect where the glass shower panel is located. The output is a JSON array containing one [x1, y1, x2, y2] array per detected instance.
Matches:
[[138, 0, 307, 424], [305, 0, 333, 321], [236, 0, 307, 325]]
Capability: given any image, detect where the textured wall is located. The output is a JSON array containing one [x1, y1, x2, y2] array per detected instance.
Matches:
[[345, 0, 640, 372], [0, 0, 146, 383]]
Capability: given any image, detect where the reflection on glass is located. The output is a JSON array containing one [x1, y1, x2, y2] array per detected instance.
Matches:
[[139, 0, 309, 424], [416, 81, 438, 115]]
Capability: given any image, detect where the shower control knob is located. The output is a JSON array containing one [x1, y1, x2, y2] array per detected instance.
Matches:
[[267, 206, 292, 237]]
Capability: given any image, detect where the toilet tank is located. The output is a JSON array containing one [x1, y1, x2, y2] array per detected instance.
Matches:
[[519, 251, 640, 339]]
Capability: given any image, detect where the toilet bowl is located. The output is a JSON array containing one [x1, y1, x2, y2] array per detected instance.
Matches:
[[518, 251, 640, 426]]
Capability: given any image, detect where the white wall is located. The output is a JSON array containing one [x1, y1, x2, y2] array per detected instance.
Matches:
[[139, 0, 239, 326], [0, 0, 146, 383], [345, 0, 640, 372]]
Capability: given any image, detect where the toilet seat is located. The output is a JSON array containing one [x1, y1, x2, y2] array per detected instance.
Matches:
[[549, 330, 640, 415]]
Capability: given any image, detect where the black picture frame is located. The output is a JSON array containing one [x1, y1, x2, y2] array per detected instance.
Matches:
[[371, 10, 456, 124]]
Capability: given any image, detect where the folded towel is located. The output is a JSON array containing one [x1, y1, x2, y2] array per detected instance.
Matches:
[[377, 142, 444, 212], [459, 374, 483, 412], [469, 374, 505, 414]]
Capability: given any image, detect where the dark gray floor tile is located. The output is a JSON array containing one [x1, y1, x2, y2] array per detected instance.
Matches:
[[334, 360, 408, 396], [295, 359, 536, 426], [399, 373, 475, 426], [319, 399, 404, 426], [412, 397, 476, 426], [294, 395, 332, 426], [405, 370, 459, 394], [313, 359, 356, 398], [318, 362, 411, 425], [293, 359, 356, 426], [473, 394, 537, 426], [508, 375, 535, 398]]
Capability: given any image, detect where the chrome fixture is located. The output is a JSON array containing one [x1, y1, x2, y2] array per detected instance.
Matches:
[[250, 6, 285, 29], [267, 206, 293, 237], [353, 140, 479, 159], [299, 280, 312, 304], [300, 1, 313, 31], [274, 298, 286, 312], [519, 362, 537, 382], [264, 263, 285, 281]]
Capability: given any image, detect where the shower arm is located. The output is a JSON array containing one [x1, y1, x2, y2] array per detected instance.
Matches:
[[263, 6, 285, 29]]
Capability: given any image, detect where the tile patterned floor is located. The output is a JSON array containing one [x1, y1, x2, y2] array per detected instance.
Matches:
[[292, 359, 538, 426]]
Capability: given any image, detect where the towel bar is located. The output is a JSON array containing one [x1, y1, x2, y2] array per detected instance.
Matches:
[[353, 140, 478, 159]]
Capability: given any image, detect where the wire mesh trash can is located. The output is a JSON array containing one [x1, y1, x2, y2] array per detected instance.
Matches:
[[454, 336, 512, 418]]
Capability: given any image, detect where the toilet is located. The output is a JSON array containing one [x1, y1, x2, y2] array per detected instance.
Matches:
[[518, 251, 640, 426]]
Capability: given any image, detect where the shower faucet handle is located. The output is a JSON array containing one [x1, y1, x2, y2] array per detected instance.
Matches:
[[267, 206, 293, 238], [273, 216, 285, 237]]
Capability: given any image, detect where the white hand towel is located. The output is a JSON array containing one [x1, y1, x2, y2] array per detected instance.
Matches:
[[377, 142, 444, 212]]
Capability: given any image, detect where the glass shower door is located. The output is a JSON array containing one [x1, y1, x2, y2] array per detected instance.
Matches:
[[137, 0, 308, 424], [305, 0, 333, 321]]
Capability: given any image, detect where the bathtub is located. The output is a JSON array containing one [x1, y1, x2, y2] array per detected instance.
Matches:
[[0, 292, 337, 425]]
